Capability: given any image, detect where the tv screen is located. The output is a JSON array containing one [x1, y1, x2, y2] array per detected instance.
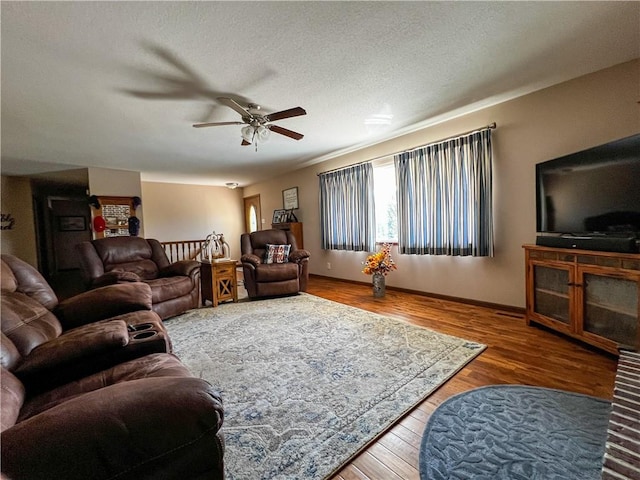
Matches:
[[536, 133, 640, 237]]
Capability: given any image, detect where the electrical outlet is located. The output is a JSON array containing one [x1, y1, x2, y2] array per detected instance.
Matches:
[[327, 262, 331, 270]]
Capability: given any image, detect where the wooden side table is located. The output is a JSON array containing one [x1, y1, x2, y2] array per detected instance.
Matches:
[[200, 259, 238, 307]]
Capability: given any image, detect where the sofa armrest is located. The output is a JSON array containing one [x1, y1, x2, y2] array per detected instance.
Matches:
[[1, 377, 225, 480], [55, 282, 152, 329], [159, 260, 200, 278], [240, 253, 262, 268], [289, 249, 310, 263], [14, 320, 129, 383]]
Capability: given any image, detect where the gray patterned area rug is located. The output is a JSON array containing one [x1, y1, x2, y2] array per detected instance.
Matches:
[[419, 385, 611, 480], [165, 293, 485, 480]]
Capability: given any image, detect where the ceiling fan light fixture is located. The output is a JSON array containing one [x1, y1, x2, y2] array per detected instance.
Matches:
[[194, 97, 306, 150], [256, 125, 270, 142], [241, 125, 254, 143], [225, 182, 239, 189]]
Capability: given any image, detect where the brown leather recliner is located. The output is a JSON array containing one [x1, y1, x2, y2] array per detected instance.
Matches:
[[76, 236, 200, 320], [1, 254, 225, 479], [240, 229, 310, 299], [0, 254, 169, 393]]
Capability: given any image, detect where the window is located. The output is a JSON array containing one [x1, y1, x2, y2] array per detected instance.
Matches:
[[249, 205, 258, 233], [373, 161, 397, 243]]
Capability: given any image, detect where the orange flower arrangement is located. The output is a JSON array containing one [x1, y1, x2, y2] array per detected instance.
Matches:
[[362, 243, 397, 276]]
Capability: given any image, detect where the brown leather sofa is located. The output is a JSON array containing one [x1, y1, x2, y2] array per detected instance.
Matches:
[[76, 236, 200, 320], [240, 229, 310, 299], [1, 254, 170, 392], [0, 254, 225, 479]]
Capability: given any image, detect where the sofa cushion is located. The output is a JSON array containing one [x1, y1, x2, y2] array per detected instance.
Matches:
[[107, 261, 159, 281], [1, 368, 25, 432], [1, 334, 22, 372], [1, 292, 62, 357], [93, 237, 160, 280], [254, 263, 299, 282], [1, 255, 58, 310], [146, 276, 194, 304]]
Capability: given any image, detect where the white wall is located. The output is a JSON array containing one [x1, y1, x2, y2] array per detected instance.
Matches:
[[141, 182, 245, 260], [243, 59, 640, 309]]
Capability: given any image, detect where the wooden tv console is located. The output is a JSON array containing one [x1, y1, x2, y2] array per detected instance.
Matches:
[[523, 245, 640, 354]]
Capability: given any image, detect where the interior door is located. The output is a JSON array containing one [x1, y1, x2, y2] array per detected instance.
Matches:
[[243, 195, 261, 233]]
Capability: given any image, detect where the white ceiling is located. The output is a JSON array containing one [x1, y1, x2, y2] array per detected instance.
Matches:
[[2, 1, 639, 187]]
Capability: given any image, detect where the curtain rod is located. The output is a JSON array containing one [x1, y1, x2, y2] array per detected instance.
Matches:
[[318, 122, 496, 176]]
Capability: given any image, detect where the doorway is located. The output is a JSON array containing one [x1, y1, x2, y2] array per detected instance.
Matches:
[[243, 195, 261, 233], [32, 181, 91, 299]]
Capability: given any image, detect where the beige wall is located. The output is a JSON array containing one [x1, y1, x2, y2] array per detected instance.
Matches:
[[1, 176, 38, 266], [244, 59, 640, 308], [141, 182, 245, 260]]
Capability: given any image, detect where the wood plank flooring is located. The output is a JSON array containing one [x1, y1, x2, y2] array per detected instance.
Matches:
[[304, 275, 618, 480]]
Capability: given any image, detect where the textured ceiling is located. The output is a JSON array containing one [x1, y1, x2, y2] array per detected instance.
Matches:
[[2, 1, 639, 187]]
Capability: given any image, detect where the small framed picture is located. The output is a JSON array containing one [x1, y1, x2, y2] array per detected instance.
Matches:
[[282, 187, 299, 210], [58, 216, 86, 232], [272, 209, 287, 224]]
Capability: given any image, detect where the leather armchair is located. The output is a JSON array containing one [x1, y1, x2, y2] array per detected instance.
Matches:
[[240, 229, 310, 299], [76, 236, 200, 320], [1, 254, 169, 393]]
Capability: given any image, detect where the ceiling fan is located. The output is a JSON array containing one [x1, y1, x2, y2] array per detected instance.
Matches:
[[193, 97, 306, 149]]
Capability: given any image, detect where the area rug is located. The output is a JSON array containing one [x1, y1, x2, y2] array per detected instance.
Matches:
[[419, 385, 611, 480], [165, 293, 485, 480]]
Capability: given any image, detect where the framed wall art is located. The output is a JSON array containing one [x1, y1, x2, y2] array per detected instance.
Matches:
[[272, 209, 287, 224], [282, 187, 299, 210]]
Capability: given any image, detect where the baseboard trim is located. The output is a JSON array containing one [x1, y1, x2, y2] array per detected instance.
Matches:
[[309, 274, 525, 315]]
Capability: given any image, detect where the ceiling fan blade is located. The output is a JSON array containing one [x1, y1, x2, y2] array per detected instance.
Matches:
[[218, 97, 251, 118], [269, 124, 304, 141], [241, 139, 251, 146], [193, 121, 244, 128], [266, 106, 307, 122]]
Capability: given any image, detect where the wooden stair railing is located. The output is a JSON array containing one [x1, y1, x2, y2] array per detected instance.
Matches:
[[160, 240, 206, 263]]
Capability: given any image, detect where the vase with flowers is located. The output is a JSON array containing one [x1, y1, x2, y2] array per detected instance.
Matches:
[[362, 243, 397, 298]]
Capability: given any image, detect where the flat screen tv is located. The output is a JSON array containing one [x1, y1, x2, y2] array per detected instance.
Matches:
[[536, 133, 640, 237]]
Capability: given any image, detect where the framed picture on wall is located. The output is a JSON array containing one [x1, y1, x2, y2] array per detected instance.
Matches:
[[58, 216, 86, 232], [282, 187, 299, 210]]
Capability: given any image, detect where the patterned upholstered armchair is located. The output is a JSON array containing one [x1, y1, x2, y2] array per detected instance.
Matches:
[[240, 229, 310, 299]]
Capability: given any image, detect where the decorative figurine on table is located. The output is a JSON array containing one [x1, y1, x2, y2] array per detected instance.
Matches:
[[201, 231, 231, 261]]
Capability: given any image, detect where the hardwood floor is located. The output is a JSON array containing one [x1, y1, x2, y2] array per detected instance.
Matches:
[[304, 275, 618, 480]]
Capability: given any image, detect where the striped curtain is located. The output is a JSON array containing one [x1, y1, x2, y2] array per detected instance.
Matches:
[[319, 163, 376, 251], [395, 129, 493, 256]]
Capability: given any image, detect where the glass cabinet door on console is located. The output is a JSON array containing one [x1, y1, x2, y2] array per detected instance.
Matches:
[[529, 263, 573, 334], [577, 269, 639, 352]]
